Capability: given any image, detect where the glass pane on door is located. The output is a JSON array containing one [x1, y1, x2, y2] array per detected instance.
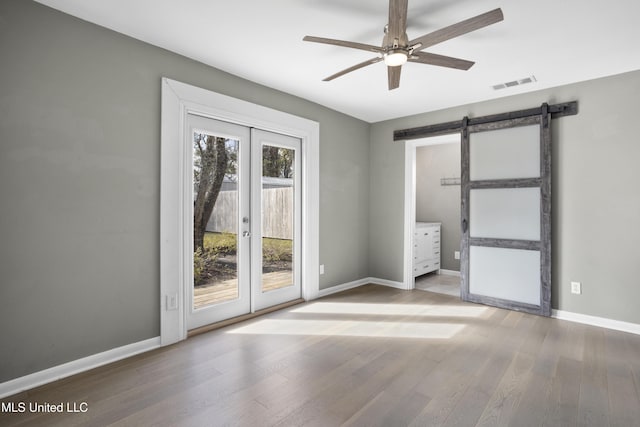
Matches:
[[192, 132, 240, 309], [469, 246, 541, 305], [470, 187, 540, 240], [261, 144, 295, 293], [469, 124, 540, 180]]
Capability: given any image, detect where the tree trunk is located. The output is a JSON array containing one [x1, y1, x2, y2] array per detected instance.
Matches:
[[193, 136, 228, 251], [263, 146, 281, 177]]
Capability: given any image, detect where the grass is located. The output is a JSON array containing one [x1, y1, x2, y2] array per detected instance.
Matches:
[[195, 232, 292, 286], [204, 232, 237, 255], [204, 232, 292, 261]]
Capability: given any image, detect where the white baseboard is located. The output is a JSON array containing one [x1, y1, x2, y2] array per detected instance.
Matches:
[[367, 277, 406, 290], [552, 310, 640, 336], [317, 278, 370, 298], [438, 269, 461, 277], [0, 337, 161, 399], [317, 277, 407, 298]]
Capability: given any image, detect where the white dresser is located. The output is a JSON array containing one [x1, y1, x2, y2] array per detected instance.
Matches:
[[413, 222, 441, 277]]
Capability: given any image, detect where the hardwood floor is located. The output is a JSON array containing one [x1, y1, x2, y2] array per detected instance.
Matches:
[[2, 284, 640, 426]]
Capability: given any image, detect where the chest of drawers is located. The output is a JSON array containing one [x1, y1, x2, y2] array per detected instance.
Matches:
[[413, 222, 441, 277]]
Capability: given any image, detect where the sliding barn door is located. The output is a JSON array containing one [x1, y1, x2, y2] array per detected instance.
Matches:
[[460, 111, 551, 316]]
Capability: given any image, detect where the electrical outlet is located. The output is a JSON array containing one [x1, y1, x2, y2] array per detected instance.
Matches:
[[571, 281, 581, 295], [454, 251, 460, 260], [320, 264, 325, 275]]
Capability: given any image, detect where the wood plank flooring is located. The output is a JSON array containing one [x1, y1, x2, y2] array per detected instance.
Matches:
[[194, 271, 293, 308], [2, 284, 640, 426]]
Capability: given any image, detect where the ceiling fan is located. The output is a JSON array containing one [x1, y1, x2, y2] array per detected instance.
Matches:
[[303, 1, 503, 90]]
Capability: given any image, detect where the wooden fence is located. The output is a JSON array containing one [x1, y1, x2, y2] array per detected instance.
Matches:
[[206, 188, 293, 239]]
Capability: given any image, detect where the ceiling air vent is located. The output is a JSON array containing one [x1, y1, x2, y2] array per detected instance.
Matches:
[[492, 75, 537, 91]]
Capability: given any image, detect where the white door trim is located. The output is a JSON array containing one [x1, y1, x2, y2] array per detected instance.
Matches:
[[160, 78, 319, 345]]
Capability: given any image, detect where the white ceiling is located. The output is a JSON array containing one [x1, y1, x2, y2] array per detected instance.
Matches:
[[35, 0, 640, 123]]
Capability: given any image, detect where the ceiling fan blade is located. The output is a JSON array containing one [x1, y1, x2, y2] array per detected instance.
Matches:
[[409, 51, 474, 70], [323, 57, 383, 81], [409, 8, 503, 52], [388, 65, 402, 90], [387, 0, 409, 43], [303, 36, 383, 54]]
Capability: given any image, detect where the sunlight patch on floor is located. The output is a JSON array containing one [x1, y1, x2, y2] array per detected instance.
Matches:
[[291, 302, 487, 318], [226, 319, 465, 339]]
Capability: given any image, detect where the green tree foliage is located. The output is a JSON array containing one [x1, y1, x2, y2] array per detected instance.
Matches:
[[262, 146, 294, 178]]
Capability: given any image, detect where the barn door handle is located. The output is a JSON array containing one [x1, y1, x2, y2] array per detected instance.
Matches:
[[462, 219, 468, 233]]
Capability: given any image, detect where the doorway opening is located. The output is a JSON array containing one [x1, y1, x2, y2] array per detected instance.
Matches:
[[404, 133, 461, 295]]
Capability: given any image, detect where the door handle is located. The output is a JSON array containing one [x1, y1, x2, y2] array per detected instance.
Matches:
[[462, 219, 468, 233], [242, 231, 251, 237]]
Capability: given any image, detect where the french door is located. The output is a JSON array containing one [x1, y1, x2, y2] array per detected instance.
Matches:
[[186, 114, 301, 330], [251, 129, 302, 311], [460, 111, 551, 316]]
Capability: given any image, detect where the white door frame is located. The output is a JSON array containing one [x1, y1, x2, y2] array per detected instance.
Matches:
[[403, 134, 461, 290], [160, 78, 320, 345]]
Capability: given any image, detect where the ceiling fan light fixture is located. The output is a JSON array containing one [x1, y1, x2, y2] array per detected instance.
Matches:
[[383, 49, 408, 66]]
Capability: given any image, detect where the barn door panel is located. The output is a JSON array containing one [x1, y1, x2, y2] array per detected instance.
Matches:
[[461, 110, 551, 316]]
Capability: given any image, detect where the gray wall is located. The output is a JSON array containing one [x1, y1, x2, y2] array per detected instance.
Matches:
[[415, 143, 461, 271], [0, 0, 370, 382], [370, 69, 640, 325]]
